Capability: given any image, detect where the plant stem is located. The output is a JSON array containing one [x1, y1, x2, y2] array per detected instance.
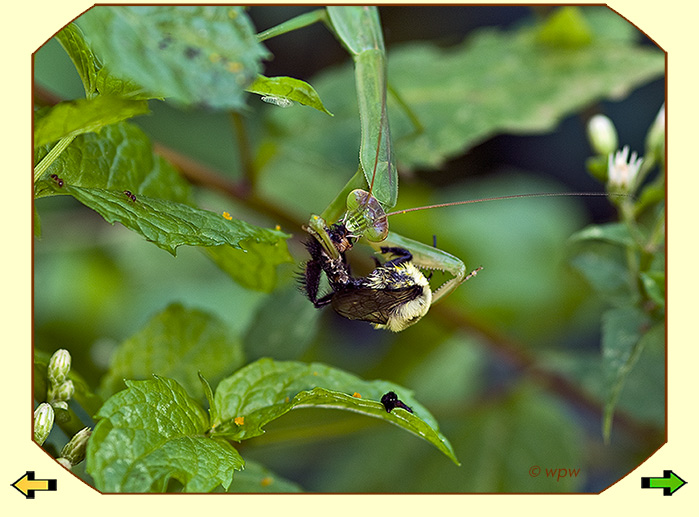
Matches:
[[229, 111, 255, 188], [34, 135, 75, 183], [256, 9, 328, 42]]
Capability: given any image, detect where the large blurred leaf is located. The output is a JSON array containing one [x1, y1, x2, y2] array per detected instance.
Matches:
[[212, 358, 459, 464], [87, 376, 243, 493], [76, 6, 270, 109], [55, 23, 155, 100], [243, 284, 321, 361], [99, 303, 245, 401], [387, 10, 664, 168], [448, 385, 585, 492], [54, 23, 99, 97], [601, 305, 653, 441]]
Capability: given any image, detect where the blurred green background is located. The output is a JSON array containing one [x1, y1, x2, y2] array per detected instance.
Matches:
[[33, 6, 664, 492]]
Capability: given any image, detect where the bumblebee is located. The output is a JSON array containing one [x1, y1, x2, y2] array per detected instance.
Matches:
[[300, 218, 433, 332]]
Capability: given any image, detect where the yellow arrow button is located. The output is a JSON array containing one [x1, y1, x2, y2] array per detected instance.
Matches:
[[11, 471, 57, 499]]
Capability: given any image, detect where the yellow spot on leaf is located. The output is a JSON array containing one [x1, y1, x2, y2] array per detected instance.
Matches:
[[260, 477, 273, 487], [352, 392, 361, 398], [234, 416, 245, 426], [222, 211, 232, 220], [227, 61, 242, 73]]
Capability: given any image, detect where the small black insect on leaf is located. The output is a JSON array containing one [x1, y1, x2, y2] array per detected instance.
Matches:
[[184, 46, 200, 59], [124, 190, 137, 202], [50, 174, 64, 188], [381, 391, 413, 413], [159, 34, 173, 50]]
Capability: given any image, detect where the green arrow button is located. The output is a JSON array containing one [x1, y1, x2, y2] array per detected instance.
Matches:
[[641, 470, 687, 496]]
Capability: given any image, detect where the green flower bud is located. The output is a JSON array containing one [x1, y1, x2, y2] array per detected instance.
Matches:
[[59, 427, 92, 467], [645, 104, 665, 163], [49, 379, 74, 404], [34, 403, 54, 445], [587, 114, 618, 157], [51, 401, 69, 411], [48, 349, 71, 386]]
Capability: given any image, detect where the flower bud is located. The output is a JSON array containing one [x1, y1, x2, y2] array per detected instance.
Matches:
[[49, 379, 75, 404], [587, 114, 618, 156], [56, 458, 72, 469], [59, 427, 92, 467], [645, 104, 665, 163], [48, 349, 71, 386], [34, 403, 55, 445], [51, 401, 69, 412]]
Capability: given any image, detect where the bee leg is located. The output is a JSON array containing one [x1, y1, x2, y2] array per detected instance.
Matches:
[[379, 246, 413, 266], [300, 256, 323, 302]]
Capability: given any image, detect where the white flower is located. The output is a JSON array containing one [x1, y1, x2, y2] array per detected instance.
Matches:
[[607, 146, 643, 190]]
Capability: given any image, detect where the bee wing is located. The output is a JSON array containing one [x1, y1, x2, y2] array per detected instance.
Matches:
[[331, 286, 423, 325]]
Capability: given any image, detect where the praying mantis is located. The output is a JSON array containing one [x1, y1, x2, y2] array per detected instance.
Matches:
[[260, 6, 609, 331]]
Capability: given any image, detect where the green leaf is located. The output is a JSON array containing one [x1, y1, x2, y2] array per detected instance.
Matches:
[[202, 239, 293, 293], [386, 16, 664, 169], [601, 305, 651, 442], [246, 75, 334, 115], [569, 222, 636, 248], [228, 459, 303, 493], [55, 23, 99, 97], [87, 376, 244, 492], [212, 358, 459, 465], [454, 385, 585, 492], [54, 23, 164, 100], [76, 6, 270, 109], [34, 95, 149, 147], [243, 284, 321, 361], [640, 270, 665, 308], [569, 240, 631, 303], [34, 122, 193, 203], [60, 184, 289, 256], [99, 303, 245, 400]]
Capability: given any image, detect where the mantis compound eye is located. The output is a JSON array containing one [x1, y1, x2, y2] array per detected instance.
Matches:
[[344, 189, 388, 242]]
